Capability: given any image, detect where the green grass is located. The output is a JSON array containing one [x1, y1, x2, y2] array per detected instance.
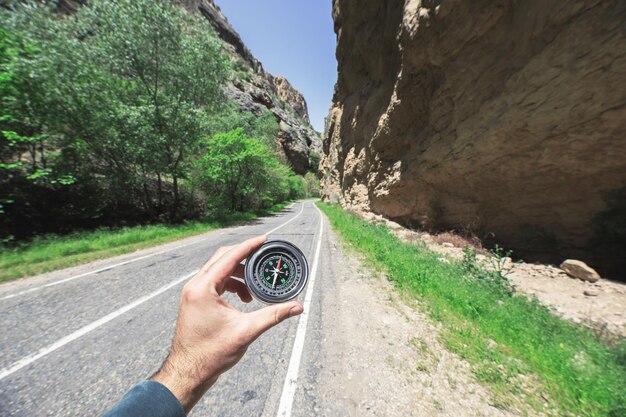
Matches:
[[318, 203, 626, 417], [0, 201, 293, 283]]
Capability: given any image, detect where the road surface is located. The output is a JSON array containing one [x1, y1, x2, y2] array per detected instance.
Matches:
[[0, 201, 514, 417], [0, 201, 328, 416]]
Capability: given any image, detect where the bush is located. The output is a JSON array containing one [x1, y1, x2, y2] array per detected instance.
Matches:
[[287, 175, 306, 200], [194, 129, 297, 212], [308, 150, 321, 169], [209, 105, 281, 154], [303, 172, 321, 198]]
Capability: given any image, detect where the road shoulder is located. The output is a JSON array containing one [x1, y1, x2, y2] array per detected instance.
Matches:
[[295, 225, 523, 417]]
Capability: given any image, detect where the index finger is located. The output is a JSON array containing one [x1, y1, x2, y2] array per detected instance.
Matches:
[[205, 235, 267, 290]]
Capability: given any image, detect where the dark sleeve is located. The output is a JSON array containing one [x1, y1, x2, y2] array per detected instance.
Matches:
[[102, 381, 186, 417]]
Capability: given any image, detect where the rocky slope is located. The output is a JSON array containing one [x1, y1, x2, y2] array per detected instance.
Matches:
[[321, 0, 626, 278], [186, 0, 321, 174], [57, 0, 321, 174]]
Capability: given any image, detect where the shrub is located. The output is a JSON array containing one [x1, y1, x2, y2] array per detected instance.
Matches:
[[194, 129, 296, 212]]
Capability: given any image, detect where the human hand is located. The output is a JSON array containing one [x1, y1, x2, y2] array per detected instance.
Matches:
[[151, 236, 304, 413]]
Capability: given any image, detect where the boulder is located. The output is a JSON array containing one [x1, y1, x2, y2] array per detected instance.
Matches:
[[560, 260, 601, 283]]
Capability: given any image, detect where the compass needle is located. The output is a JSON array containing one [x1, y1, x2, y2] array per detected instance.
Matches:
[[244, 240, 309, 304]]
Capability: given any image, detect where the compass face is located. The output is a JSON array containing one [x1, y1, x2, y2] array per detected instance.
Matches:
[[244, 240, 309, 304]]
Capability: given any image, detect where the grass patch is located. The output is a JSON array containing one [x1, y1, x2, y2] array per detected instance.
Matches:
[[0, 201, 293, 283], [318, 203, 626, 417]]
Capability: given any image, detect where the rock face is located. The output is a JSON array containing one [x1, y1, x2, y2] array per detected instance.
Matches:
[[272, 76, 310, 123], [192, 0, 257, 68], [184, 0, 321, 174], [322, 0, 626, 278]]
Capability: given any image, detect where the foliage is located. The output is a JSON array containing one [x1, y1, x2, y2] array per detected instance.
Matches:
[[462, 245, 515, 294], [231, 57, 252, 82], [318, 202, 626, 417], [0, 200, 293, 283], [303, 172, 320, 198], [0, 0, 303, 243], [308, 150, 321, 170], [0, 0, 314, 265], [209, 104, 281, 154], [194, 129, 300, 212], [287, 175, 306, 200]]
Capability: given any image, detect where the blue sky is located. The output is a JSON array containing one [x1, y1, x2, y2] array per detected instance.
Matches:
[[215, 1, 337, 132]]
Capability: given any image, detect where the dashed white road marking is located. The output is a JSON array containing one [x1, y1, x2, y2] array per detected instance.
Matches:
[[276, 203, 324, 417]]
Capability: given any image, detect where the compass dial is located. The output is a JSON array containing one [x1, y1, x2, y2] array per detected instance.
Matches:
[[244, 240, 309, 304]]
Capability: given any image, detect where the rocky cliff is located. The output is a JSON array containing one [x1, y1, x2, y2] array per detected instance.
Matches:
[[57, 0, 321, 174], [272, 76, 310, 123], [185, 0, 321, 174], [322, 0, 626, 277]]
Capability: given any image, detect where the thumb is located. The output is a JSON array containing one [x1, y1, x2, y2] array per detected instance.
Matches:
[[246, 301, 304, 341]]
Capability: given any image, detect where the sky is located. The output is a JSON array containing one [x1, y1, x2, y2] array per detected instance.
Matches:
[[215, 0, 337, 132]]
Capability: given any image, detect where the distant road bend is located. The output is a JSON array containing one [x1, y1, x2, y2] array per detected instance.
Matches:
[[0, 201, 326, 417]]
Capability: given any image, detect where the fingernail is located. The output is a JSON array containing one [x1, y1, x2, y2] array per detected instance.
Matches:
[[288, 304, 304, 317]]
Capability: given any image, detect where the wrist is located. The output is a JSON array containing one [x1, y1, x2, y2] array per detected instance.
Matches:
[[151, 363, 219, 413]]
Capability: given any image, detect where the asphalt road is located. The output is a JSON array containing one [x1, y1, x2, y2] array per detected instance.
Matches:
[[0, 201, 330, 417]]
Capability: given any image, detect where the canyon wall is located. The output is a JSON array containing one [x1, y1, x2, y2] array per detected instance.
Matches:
[[322, 0, 626, 277]]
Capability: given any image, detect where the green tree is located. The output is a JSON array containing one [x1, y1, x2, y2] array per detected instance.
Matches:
[[209, 104, 281, 154], [303, 172, 320, 198], [195, 129, 295, 212], [308, 150, 321, 170], [1, 0, 229, 239]]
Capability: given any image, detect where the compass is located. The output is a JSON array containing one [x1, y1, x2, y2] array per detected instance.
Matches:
[[244, 240, 309, 304]]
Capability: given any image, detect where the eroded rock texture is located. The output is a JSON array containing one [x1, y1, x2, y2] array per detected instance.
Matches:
[[187, 0, 321, 174], [322, 0, 626, 277], [272, 76, 310, 123]]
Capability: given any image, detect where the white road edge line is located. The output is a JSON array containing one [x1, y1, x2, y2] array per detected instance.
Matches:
[[1, 202, 304, 301], [0, 202, 307, 381], [276, 203, 324, 417]]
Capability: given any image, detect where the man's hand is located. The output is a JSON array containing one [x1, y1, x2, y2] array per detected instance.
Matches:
[[151, 236, 304, 413]]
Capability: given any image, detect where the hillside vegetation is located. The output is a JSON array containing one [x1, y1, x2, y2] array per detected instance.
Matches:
[[0, 0, 319, 245]]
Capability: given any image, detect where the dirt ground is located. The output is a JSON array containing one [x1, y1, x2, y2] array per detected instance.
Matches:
[[367, 215, 626, 339]]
